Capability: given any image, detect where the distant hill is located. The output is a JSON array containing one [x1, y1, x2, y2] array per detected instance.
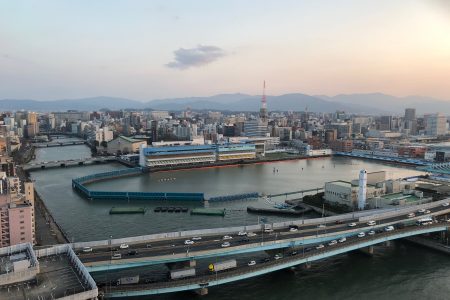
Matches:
[[316, 93, 450, 115], [0, 93, 448, 114]]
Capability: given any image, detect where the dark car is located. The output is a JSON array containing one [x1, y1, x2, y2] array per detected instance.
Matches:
[[127, 250, 138, 255], [239, 238, 250, 243]]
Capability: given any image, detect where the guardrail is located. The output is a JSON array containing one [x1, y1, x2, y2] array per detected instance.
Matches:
[[105, 223, 448, 295]]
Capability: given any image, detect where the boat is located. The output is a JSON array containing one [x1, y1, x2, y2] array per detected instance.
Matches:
[[160, 207, 168, 212], [167, 207, 175, 213], [154, 207, 162, 212], [181, 207, 188, 213], [174, 207, 181, 213]]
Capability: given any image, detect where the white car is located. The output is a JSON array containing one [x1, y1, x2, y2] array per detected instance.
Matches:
[[289, 227, 298, 232], [82, 247, 93, 253], [338, 237, 347, 243], [248, 260, 256, 266], [368, 230, 376, 236], [264, 228, 274, 233], [424, 210, 431, 214], [222, 235, 233, 240], [111, 253, 122, 260], [184, 240, 194, 245], [407, 213, 415, 218], [119, 243, 129, 249], [328, 240, 338, 246], [315, 244, 325, 250], [221, 242, 231, 248], [442, 202, 450, 207], [247, 232, 257, 237], [191, 236, 202, 241], [348, 223, 357, 227], [238, 231, 247, 236], [418, 209, 426, 213], [357, 232, 366, 238], [317, 224, 326, 228], [274, 254, 283, 260], [367, 221, 376, 226], [384, 226, 395, 232]]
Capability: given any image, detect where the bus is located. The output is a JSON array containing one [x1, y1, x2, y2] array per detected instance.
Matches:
[[416, 217, 433, 226]]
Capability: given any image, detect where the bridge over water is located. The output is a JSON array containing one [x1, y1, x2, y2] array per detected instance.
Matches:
[[31, 140, 86, 148], [23, 156, 117, 171]]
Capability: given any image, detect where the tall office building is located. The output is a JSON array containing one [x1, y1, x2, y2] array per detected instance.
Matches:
[[425, 113, 447, 136], [404, 108, 417, 135]]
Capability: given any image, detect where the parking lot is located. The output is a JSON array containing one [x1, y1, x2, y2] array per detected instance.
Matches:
[[0, 254, 90, 300]]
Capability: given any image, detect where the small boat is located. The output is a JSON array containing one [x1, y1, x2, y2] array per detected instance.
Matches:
[[160, 207, 168, 212], [181, 207, 188, 213], [154, 207, 162, 212], [167, 207, 175, 213], [174, 207, 181, 213]]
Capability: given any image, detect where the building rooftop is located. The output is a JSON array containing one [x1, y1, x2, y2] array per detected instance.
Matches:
[[379, 192, 422, 203], [118, 135, 143, 143]]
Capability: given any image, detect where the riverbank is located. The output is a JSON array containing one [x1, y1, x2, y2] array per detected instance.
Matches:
[[404, 235, 450, 256]]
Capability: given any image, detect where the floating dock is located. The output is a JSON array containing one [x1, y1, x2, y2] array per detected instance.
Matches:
[[190, 208, 226, 216], [109, 207, 146, 214], [246, 206, 311, 216]]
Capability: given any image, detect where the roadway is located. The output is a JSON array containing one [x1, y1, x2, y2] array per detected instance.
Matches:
[[103, 222, 449, 296], [79, 201, 450, 265]]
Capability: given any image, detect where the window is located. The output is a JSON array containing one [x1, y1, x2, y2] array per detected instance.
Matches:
[[21, 232, 25, 235], [20, 221, 24, 224], [20, 226, 24, 230]]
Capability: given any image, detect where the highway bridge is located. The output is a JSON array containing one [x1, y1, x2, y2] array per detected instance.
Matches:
[[54, 199, 450, 297], [31, 140, 86, 148], [22, 156, 117, 171]]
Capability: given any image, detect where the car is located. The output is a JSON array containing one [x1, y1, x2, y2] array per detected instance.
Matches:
[[221, 242, 231, 248], [418, 209, 426, 213], [119, 243, 129, 249], [368, 230, 376, 236], [127, 250, 138, 255], [248, 260, 256, 266], [264, 228, 274, 233], [184, 240, 194, 245], [328, 240, 338, 246], [335, 220, 343, 224], [82, 247, 93, 253], [238, 231, 247, 236], [348, 223, 357, 227], [424, 210, 431, 214], [289, 227, 298, 232], [146, 244, 152, 248], [442, 202, 450, 207], [111, 253, 122, 260], [247, 232, 257, 237], [384, 226, 395, 232], [261, 257, 271, 263], [315, 244, 325, 250], [357, 232, 366, 238], [338, 237, 347, 243], [367, 221, 376, 226], [290, 251, 298, 256], [274, 254, 283, 260], [239, 238, 250, 243], [289, 225, 299, 229], [317, 224, 326, 228], [222, 235, 233, 240], [191, 236, 202, 241], [407, 213, 415, 218]]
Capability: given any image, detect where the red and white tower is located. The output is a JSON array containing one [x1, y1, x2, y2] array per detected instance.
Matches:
[[259, 80, 268, 123]]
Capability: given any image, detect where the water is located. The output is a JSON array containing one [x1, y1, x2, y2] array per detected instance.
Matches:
[[29, 144, 450, 299]]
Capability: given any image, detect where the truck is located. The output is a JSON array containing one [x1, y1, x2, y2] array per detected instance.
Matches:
[[208, 259, 237, 272], [116, 275, 139, 286], [170, 268, 196, 280]]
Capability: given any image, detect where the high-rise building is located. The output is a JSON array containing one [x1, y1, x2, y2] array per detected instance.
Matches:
[[425, 113, 447, 136], [404, 108, 417, 135]]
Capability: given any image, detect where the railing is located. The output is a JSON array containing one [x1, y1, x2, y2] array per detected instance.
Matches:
[[107, 223, 448, 293]]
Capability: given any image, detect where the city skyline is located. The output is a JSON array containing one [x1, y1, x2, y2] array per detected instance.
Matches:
[[1, 0, 449, 101]]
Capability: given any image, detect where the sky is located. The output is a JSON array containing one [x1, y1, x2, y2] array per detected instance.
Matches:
[[0, 0, 449, 101]]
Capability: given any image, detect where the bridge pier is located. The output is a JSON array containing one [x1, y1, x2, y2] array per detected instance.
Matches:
[[359, 246, 374, 256], [385, 240, 391, 247], [194, 287, 208, 296]]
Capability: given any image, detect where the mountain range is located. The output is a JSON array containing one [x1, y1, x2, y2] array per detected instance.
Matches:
[[0, 93, 449, 115]]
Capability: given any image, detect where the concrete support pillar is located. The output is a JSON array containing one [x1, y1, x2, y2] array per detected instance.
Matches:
[[304, 262, 311, 269], [195, 288, 208, 296], [359, 246, 374, 256], [385, 240, 391, 247]]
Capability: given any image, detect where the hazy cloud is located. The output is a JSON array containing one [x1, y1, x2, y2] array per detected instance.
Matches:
[[166, 45, 226, 70]]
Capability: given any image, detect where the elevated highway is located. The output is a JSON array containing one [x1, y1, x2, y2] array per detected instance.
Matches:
[[103, 223, 448, 297], [78, 199, 450, 272]]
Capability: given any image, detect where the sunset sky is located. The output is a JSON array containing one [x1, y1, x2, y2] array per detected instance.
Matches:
[[0, 0, 449, 100]]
